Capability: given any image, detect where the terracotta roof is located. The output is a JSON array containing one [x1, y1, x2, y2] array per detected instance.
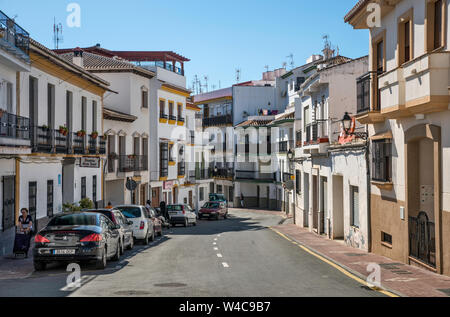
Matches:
[[58, 52, 155, 79], [103, 108, 138, 122], [29, 39, 112, 91], [269, 112, 295, 125], [344, 0, 370, 23], [236, 119, 273, 128], [54, 46, 190, 62]]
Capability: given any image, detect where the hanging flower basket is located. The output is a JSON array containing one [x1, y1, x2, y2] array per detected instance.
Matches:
[[76, 130, 86, 137], [91, 131, 99, 139], [59, 126, 68, 136]]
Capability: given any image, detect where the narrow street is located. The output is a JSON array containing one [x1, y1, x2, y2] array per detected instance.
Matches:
[[0, 210, 384, 297]]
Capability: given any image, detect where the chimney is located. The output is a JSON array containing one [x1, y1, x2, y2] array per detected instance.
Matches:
[[73, 47, 84, 68]]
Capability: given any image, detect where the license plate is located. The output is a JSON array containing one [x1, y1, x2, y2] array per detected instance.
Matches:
[[169, 212, 178, 215], [202, 214, 209, 217], [53, 249, 76, 255]]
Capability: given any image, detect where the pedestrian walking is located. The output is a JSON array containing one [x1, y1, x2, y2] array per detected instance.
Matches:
[[13, 208, 33, 258], [106, 201, 113, 209]]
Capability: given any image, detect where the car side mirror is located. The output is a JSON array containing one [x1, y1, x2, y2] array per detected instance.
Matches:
[[114, 224, 121, 230]]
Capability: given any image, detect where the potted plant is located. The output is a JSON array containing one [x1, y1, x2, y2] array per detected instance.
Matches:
[[76, 129, 86, 137], [91, 131, 99, 139], [128, 154, 137, 159], [42, 125, 49, 131], [59, 125, 68, 136]]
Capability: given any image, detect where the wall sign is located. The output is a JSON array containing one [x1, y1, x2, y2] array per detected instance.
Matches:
[[80, 157, 100, 168]]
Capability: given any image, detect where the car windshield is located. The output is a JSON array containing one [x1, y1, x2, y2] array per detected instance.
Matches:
[[116, 207, 142, 218], [167, 205, 182, 211], [203, 202, 219, 209], [209, 194, 225, 201], [48, 214, 97, 226], [86, 210, 113, 221]]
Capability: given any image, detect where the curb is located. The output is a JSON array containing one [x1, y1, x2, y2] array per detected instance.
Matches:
[[270, 226, 405, 298]]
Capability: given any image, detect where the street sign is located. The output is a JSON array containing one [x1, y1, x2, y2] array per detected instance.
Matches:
[[126, 178, 137, 191], [80, 157, 100, 168]]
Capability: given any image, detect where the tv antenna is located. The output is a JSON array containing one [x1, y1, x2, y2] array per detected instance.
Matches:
[[282, 62, 287, 69], [203, 76, 209, 93], [53, 17, 64, 49], [235, 68, 241, 84], [286, 54, 294, 70]]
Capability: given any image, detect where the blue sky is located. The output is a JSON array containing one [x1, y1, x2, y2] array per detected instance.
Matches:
[[0, 0, 369, 90]]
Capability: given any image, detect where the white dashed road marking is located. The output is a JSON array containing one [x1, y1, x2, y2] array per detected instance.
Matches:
[[222, 262, 229, 268], [217, 254, 223, 258], [214, 247, 218, 251]]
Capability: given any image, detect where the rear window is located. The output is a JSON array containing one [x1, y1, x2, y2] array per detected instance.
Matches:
[[167, 205, 183, 211], [48, 214, 98, 226], [209, 194, 225, 201], [116, 207, 142, 219], [85, 210, 113, 222], [203, 202, 219, 209]]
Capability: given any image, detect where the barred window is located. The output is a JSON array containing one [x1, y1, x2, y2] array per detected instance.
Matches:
[[47, 180, 54, 217], [372, 139, 392, 182], [160, 143, 169, 178], [295, 170, 301, 194]]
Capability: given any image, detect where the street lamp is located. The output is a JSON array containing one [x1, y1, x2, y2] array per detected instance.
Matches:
[[287, 149, 294, 162], [341, 112, 368, 140]]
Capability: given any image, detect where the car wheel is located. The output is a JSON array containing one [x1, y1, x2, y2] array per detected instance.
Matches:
[[127, 236, 134, 250], [34, 261, 46, 271], [120, 239, 125, 255], [184, 218, 188, 227], [150, 230, 155, 242], [224, 213, 228, 219], [143, 233, 149, 245], [95, 248, 107, 270], [112, 242, 121, 261]]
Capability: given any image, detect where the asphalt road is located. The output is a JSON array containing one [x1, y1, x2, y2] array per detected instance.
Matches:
[[0, 209, 385, 297]]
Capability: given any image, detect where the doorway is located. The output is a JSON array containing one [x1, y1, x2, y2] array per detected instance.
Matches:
[[312, 175, 318, 231], [332, 175, 344, 239]]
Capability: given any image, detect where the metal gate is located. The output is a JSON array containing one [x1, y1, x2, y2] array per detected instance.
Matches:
[[2, 176, 15, 231], [409, 212, 436, 267]]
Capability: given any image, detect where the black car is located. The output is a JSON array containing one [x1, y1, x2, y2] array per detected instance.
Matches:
[[33, 212, 121, 271], [84, 209, 134, 254]]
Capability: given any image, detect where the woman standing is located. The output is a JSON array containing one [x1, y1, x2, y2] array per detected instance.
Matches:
[[14, 208, 33, 257]]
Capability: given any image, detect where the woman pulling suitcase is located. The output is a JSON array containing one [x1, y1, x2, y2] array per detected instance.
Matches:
[[13, 208, 33, 258]]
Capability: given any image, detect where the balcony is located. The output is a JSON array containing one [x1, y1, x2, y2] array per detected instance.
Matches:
[[168, 114, 177, 123], [54, 129, 68, 154], [211, 167, 234, 180], [235, 170, 275, 183], [72, 133, 85, 154], [278, 140, 294, 153], [0, 111, 30, 148], [118, 155, 147, 173], [159, 113, 168, 123], [356, 71, 385, 124], [203, 114, 233, 127], [88, 135, 97, 154], [177, 116, 185, 126], [99, 138, 106, 154], [137, 155, 148, 171], [401, 52, 450, 115], [32, 126, 53, 153], [0, 10, 30, 65], [303, 122, 329, 155], [196, 168, 212, 180]]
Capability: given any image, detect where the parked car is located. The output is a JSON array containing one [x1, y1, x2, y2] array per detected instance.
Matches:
[[209, 193, 227, 203], [84, 209, 134, 254], [167, 204, 197, 227], [199, 201, 228, 220], [115, 205, 155, 245], [33, 212, 121, 271], [147, 207, 163, 236]]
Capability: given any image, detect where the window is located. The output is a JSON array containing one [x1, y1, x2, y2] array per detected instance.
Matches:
[[47, 180, 54, 217], [351, 186, 359, 228], [372, 139, 392, 182], [93, 176, 97, 204], [296, 77, 305, 91], [217, 185, 223, 194], [296, 170, 301, 194], [133, 137, 140, 155], [66, 91, 73, 133], [169, 101, 174, 118], [398, 10, 413, 65], [159, 99, 166, 118], [6, 82, 13, 113], [160, 143, 169, 178], [177, 103, 183, 119], [119, 135, 126, 155], [229, 187, 234, 203], [28, 182, 37, 225], [81, 177, 86, 199], [427, 0, 445, 51], [296, 130, 302, 147], [92, 101, 97, 132], [142, 90, 148, 108], [382, 232, 393, 245], [199, 187, 205, 201], [47, 84, 55, 129], [81, 97, 87, 131], [376, 40, 384, 72], [169, 143, 175, 162]]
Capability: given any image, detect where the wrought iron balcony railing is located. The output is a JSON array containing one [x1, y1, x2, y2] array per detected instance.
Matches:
[[88, 135, 97, 154], [0, 111, 30, 141], [0, 9, 30, 56], [203, 114, 233, 127]]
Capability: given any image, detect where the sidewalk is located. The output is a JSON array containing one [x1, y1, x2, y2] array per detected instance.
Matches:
[[272, 223, 450, 297], [0, 252, 33, 280]]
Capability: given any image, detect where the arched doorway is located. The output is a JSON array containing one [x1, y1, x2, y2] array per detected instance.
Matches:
[[405, 124, 441, 270]]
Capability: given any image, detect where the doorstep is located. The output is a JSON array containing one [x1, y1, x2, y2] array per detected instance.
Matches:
[[272, 224, 450, 297]]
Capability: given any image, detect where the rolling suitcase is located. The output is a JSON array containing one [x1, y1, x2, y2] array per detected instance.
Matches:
[[13, 231, 31, 258]]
